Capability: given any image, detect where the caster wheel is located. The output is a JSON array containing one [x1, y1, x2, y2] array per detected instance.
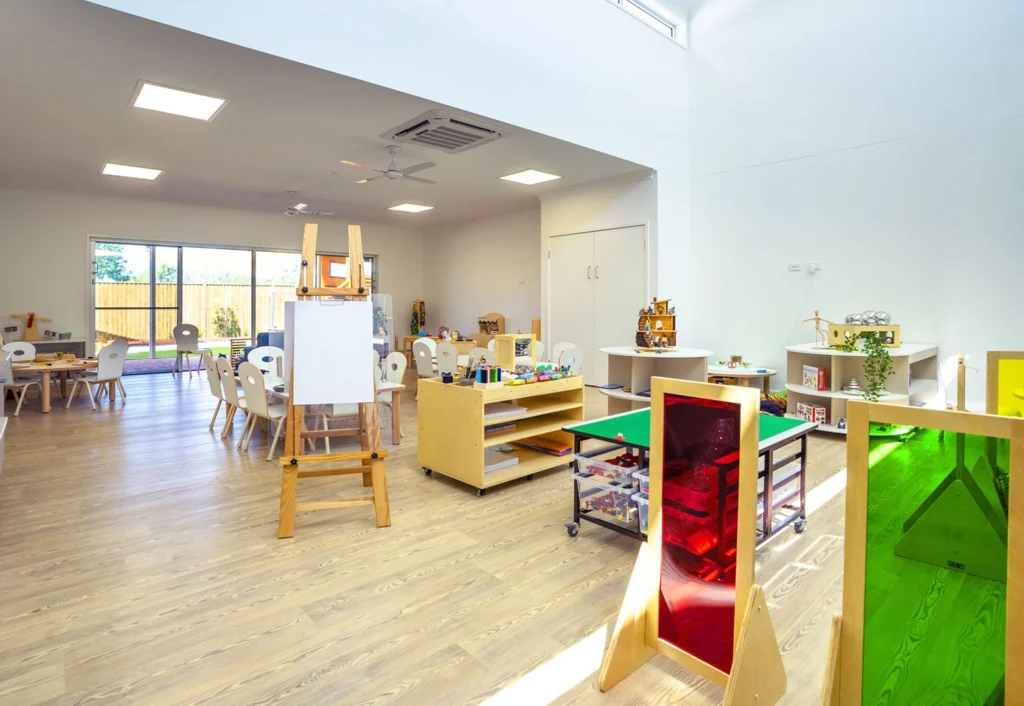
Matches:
[[476, 488, 487, 497], [423, 468, 432, 476], [526, 474, 535, 481], [794, 519, 807, 534], [566, 523, 580, 537]]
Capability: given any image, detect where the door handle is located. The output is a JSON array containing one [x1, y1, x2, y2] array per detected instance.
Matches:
[[595, 265, 600, 279], [587, 266, 592, 279]]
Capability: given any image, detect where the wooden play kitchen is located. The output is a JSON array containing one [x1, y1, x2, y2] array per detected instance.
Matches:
[[418, 374, 584, 495]]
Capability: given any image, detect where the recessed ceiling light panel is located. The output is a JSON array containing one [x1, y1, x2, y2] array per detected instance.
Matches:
[[131, 81, 227, 121], [500, 169, 561, 185], [102, 163, 163, 180], [388, 203, 434, 213]]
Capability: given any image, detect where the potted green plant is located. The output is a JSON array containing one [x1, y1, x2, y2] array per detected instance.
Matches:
[[836, 332, 893, 402]]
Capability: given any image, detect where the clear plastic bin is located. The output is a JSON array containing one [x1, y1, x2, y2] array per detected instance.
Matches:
[[574, 454, 641, 486], [575, 472, 638, 524], [634, 492, 649, 535], [633, 469, 649, 495]]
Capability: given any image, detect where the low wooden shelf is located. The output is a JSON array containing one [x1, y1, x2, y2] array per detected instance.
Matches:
[[417, 375, 585, 494], [784, 342, 938, 434]]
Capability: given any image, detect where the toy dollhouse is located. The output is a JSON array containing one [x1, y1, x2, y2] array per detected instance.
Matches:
[[636, 298, 677, 349]]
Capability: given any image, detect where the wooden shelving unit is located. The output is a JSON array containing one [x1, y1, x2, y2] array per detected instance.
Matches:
[[784, 342, 938, 434], [418, 376, 585, 494], [599, 346, 711, 415]]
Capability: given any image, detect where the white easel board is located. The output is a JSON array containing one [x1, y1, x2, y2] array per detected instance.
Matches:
[[285, 300, 374, 406]]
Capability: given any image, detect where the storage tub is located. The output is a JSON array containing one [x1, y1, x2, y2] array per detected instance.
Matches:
[[575, 473, 638, 524], [574, 454, 641, 486], [633, 469, 649, 495], [634, 492, 649, 535]]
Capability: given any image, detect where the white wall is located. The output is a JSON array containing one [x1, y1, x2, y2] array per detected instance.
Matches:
[[87, 0, 692, 327], [689, 0, 1024, 402], [0, 188, 423, 347], [422, 207, 541, 338], [540, 173, 656, 344]]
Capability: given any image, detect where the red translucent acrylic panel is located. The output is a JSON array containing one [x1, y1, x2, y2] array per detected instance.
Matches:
[[658, 393, 740, 674]]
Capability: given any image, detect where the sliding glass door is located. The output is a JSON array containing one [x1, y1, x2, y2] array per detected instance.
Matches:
[[181, 247, 253, 355], [92, 239, 377, 373], [93, 242, 179, 362]]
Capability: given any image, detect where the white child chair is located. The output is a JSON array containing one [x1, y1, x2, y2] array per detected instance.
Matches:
[[66, 338, 128, 409], [215, 356, 246, 438], [172, 324, 212, 377], [1, 352, 41, 417], [380, 351, 407, 440], [555, 345, 584, 374], [237, 362, 289, 460], [435, 342, 459, 376], [203, 353, 226, 430], [247, 345, 285, 376]]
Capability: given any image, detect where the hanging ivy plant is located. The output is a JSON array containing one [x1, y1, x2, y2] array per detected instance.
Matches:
[[832, 331, 894, 402], [860, 332, 894, 402]]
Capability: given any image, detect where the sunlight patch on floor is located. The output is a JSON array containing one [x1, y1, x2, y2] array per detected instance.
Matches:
[[481, 625, 608, 706]]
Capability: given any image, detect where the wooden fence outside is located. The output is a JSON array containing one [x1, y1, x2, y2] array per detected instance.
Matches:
[[95, 283, 297, 343]]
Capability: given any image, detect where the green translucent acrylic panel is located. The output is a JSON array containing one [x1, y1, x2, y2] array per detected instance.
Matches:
[[863, 427, 1009, 705]]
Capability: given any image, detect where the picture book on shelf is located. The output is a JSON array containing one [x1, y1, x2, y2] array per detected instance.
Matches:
[[802, 365, 827, 391]]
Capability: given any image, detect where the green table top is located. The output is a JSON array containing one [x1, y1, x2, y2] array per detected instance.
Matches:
[[564, 408, 814, 451]]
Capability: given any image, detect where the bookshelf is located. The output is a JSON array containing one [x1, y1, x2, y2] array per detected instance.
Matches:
[[784, 342, 938, 434], [418, 375, 585, 495]]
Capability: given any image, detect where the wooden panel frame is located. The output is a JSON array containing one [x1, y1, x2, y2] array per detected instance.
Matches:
[[840, 400, 1024, 704], [601, 377, 766, 694], [987, 350, 1024, 416]]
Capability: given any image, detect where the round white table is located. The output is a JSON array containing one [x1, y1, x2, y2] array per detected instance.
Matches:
[[599, 346, 713, 415], [707, 363, 777, 394]]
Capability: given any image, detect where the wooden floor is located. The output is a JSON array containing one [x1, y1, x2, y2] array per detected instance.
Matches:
[[0, 373, 847, 705]]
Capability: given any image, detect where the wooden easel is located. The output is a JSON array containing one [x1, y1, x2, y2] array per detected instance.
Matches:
[[277, 223, 391, 538]]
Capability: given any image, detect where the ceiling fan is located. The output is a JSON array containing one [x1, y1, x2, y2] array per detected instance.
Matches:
[[283, 191, 333, 217], [340, 145, 437, 185]]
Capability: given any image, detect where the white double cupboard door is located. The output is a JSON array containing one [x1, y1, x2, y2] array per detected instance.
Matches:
[[548, 225, 646, 386]]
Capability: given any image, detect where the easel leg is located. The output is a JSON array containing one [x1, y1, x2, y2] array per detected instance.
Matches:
[[278, 460, 298, 538], [370, 456, 391, 527]]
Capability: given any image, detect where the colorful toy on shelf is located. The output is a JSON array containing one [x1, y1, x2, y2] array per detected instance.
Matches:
[[801, 309, 833, 348], [410, 300, 425, 335], [9, 312, 52, 342], [636, 297, 677, 349], [495, 333, 536, 369], [438, 325, 450, 341]]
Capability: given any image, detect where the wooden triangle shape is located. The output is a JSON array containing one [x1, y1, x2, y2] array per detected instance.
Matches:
[[723, 585, 787, 705], [598, 541, 657, 692], [894, 478, 1008, 583], [969, 454, 1008, 525]]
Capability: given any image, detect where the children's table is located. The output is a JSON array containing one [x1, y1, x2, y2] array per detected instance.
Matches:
[[707, 364, 777, 394], [563, 409, 816, 542]]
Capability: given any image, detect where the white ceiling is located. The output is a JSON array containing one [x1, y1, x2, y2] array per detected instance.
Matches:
[[0, 1, 648, 225]]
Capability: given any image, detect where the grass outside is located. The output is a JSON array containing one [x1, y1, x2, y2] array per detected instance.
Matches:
[[126, 347, 230, 360]]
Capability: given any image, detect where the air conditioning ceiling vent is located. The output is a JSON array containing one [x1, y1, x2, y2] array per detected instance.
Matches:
[[382, 109, 504, 154]]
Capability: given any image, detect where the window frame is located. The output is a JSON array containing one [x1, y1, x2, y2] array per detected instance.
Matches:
[[606, 0, 686, 46]]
